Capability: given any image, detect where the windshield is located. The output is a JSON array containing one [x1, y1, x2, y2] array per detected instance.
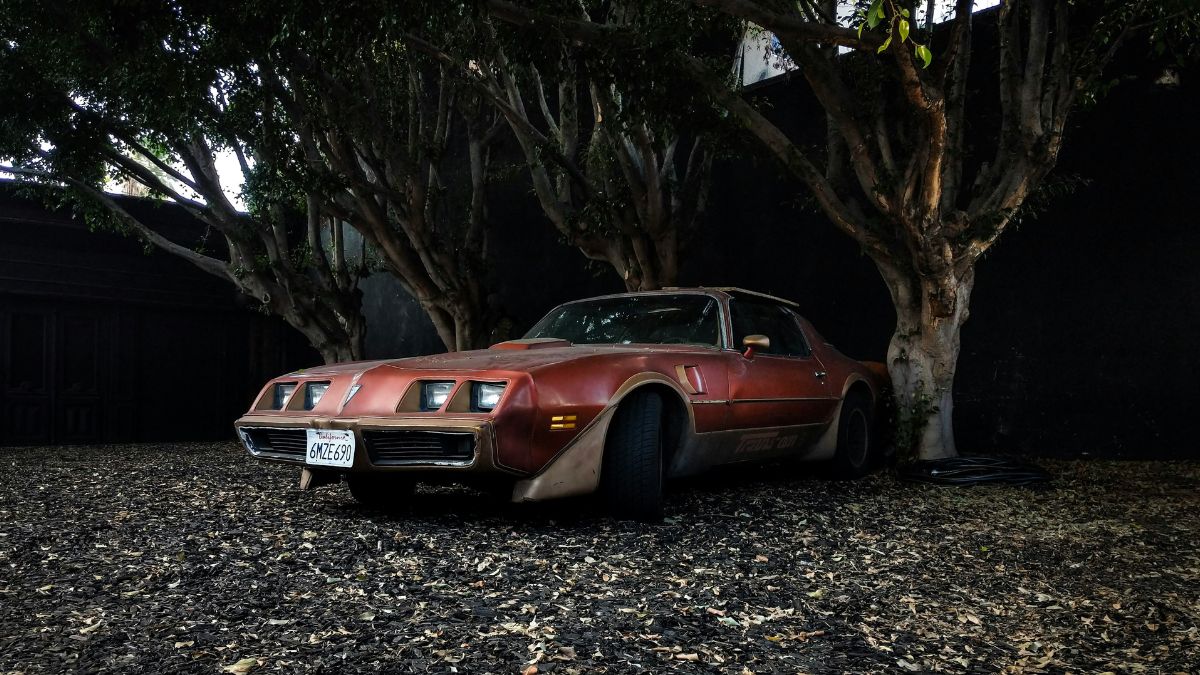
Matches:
[[525, 294, 722, 347]]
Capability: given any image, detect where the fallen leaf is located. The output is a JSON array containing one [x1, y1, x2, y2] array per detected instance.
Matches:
[[223, 657, 259, 674]]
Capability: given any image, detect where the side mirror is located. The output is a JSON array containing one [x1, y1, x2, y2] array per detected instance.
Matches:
[[742, 334, 770, 359]]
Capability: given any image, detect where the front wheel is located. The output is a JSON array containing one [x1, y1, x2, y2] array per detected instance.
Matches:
[[831, 392, 874, 479], [600, 390, 665, 521], [346, 474, 416, 510]]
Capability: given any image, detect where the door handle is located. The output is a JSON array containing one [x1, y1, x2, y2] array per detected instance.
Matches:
[[814, 370, 827, 379]]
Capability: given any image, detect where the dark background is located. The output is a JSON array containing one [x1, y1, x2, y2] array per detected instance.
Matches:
[[2, 56, 1195, 458], [0, 191, 313, 445]]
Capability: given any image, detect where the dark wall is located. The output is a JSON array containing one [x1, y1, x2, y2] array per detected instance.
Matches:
[[0, 187, 317, 446], [955, 76, 1200, 458]]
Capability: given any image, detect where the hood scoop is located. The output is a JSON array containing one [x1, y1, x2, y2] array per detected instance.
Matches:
[[490, 338, 572, 351]]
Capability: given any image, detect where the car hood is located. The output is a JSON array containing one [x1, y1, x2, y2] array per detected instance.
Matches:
[[289, 343, 717, 377]]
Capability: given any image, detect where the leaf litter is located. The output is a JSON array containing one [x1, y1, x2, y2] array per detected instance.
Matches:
[[0, 442, 1196, 673]]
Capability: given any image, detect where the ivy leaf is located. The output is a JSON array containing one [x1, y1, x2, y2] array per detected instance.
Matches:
[[899, 19, 910, 42], [915, 43, 933, 68], [877, 35, 892, 54]]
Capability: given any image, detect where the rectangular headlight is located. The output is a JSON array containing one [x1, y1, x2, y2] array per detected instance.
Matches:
[[421, 381, 455, 410], [472, 382, 506, 412], [305, 382, 330, 410], [273, 383, 297, 409]]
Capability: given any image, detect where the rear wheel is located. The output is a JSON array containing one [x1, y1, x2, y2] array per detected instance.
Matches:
[[832, 392, 874, 478], [600, 390, 665, 521], [346, 474, 416, 510]]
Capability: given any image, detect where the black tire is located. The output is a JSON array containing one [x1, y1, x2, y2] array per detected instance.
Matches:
[[346, 474, 416, 510], [600, 390, 665, 521], [832, 392, 874, 479]]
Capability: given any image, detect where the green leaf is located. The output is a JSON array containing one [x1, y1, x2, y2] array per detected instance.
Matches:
[[877, 35, 892, 54], [901, 8, 911, 17], [858, 22, 865, 39], [915, 43, 933, 68], [899, 19, 910, 42], [867, 0, 883, 28]]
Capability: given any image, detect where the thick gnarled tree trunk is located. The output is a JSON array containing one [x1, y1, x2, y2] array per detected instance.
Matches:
[[879, 262, 975, 460]]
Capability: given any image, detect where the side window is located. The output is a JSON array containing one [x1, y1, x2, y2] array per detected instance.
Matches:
[[783, 309, 814, 357], [729, 299, 812, 357]]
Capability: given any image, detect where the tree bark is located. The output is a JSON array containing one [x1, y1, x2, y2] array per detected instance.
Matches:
[[315, 332, 364, 365], [878, 261, 975, 460], [293, 309, 365, 365]]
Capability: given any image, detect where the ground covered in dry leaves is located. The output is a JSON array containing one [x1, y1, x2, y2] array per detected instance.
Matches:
[[0, 443, 1196, 674]]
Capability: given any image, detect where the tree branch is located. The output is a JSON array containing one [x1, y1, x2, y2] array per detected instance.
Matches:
[[1, 163, 230, 280]]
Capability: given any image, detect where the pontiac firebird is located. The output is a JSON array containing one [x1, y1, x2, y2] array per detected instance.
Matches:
[[235, 288, 887, 519]]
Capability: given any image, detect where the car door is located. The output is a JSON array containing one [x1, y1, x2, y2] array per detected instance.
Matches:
[[724, 298, 837, 456]]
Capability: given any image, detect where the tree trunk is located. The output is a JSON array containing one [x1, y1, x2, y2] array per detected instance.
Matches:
[[419, 292, 506, 353], [318, 340, 359, 365], [879, 263, 976, 460], [286, 311, 365, 365]]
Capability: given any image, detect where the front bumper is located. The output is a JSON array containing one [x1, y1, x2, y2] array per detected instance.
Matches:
[[233, 414, 521, 475]]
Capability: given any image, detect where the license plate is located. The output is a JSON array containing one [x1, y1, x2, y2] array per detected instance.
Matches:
[[305, 429, 355, 468]]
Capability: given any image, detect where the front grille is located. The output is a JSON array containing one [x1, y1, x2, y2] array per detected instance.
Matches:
[[244, 428, 308, 459], [363, 430, 476, 466]]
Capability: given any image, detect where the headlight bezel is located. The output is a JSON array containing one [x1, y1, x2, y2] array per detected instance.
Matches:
[[273, 382, 297, 410], [420, 381, 456, 411], [471, 382, 507, 412], [304, 381, 330, 410]]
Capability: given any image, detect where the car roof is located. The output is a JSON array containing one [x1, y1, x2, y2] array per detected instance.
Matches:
[[562, 287, 799, 308]]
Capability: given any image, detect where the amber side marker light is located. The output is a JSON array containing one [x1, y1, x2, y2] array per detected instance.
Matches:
[[550, 414, 577, 430]]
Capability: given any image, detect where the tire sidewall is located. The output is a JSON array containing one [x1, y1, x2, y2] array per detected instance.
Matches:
[[834, 393, 874, 478], [600, 389, 665, 520]]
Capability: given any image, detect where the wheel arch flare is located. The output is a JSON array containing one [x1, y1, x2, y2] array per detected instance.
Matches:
[[511, 372, 695, 502]]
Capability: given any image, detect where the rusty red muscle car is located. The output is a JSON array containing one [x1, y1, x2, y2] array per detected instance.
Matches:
[[235, 288, 887, 519]]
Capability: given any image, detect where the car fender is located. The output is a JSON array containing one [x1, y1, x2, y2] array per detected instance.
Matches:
[[511, 372, 695, 502], [809, 371, 879, 461]]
